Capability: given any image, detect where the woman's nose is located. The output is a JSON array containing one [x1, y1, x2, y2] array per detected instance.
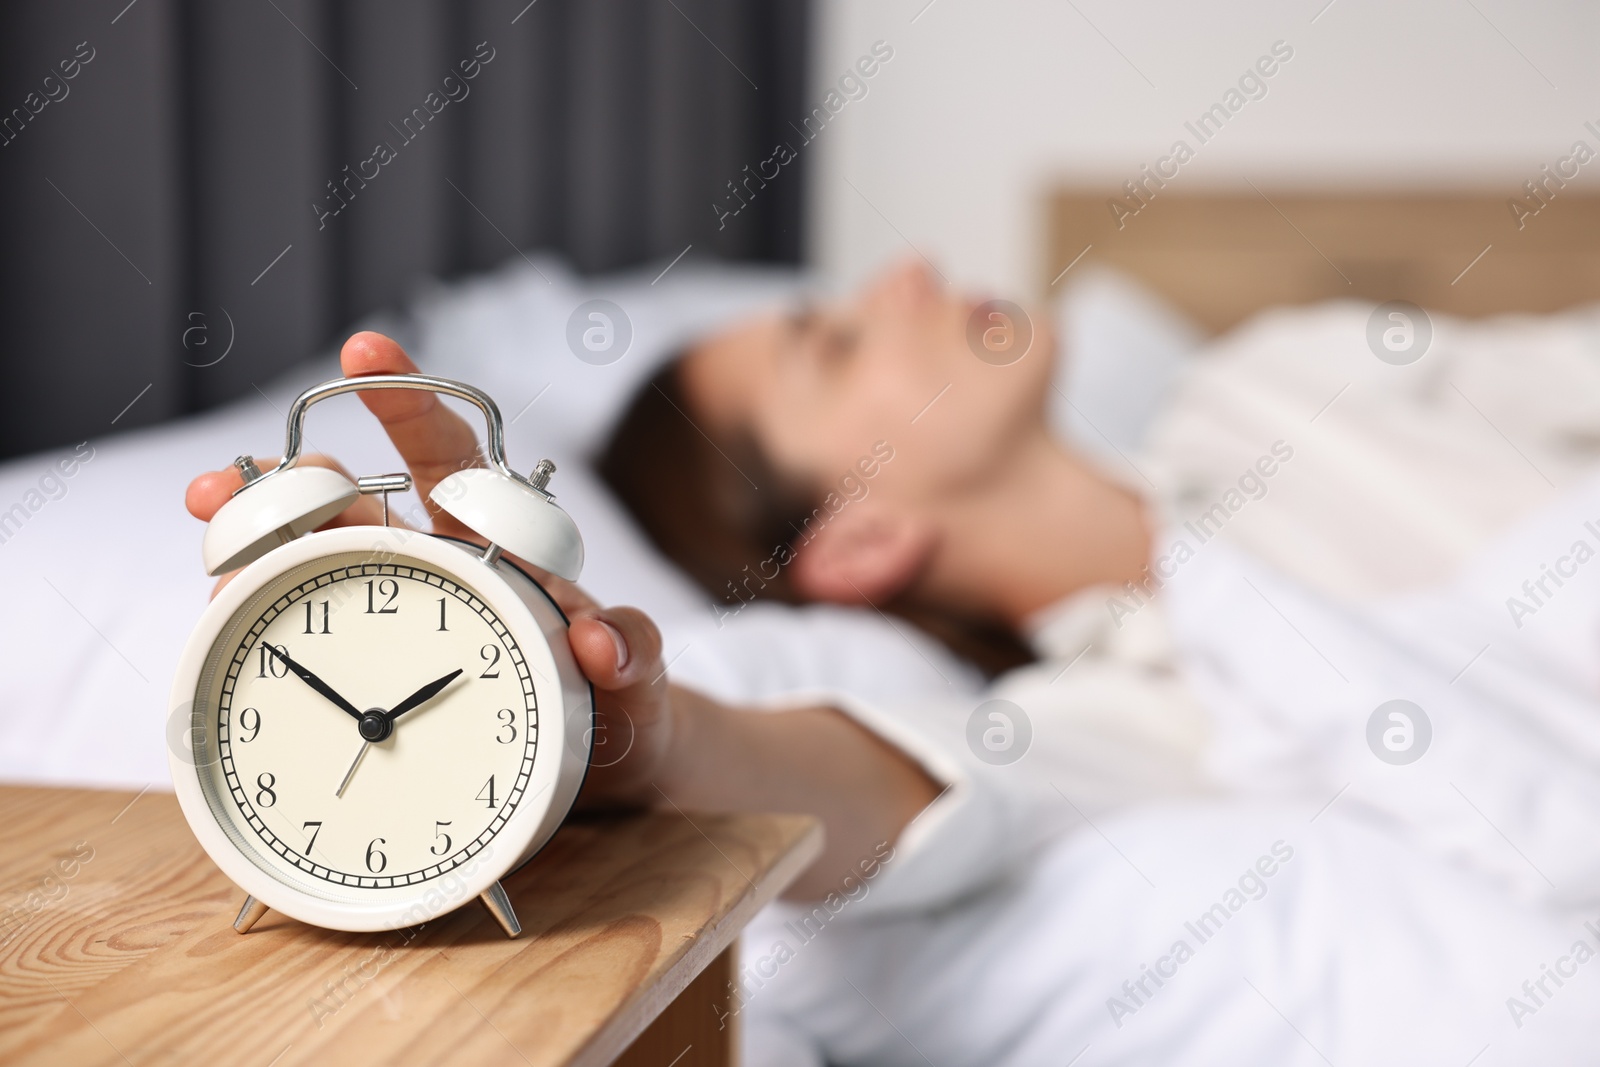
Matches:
[[872, 255, 941, 307]]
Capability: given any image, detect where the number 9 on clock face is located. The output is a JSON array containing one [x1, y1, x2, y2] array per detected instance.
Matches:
[[168, 527, 593, 932]]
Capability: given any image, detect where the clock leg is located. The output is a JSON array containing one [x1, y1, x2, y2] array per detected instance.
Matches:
[[233, 894, 270, 934], [479, 881, 522, 938]]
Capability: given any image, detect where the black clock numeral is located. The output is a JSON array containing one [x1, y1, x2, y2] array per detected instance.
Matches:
[[437, 597, 449, 631], [476, 775, 497, 809], [255, 772, 277, 807], [302, 821, 322, 854], [238, 706, 260, 743], [303, 599, 331, 635], [365, 838, 387, 873], [430, 821, 453, 856], [365, 579, 399, 614], [257, 644, 290, 679], [496, 708, 517, 745], [479, 643, 501, 679]]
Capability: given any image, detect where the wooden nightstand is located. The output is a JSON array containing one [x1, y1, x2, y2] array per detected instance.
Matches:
[[0, 785, 821, 1066]]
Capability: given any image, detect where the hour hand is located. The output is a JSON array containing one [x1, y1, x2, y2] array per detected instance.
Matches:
[[262, 644, 363, 722], [387, 669, 464, 723]]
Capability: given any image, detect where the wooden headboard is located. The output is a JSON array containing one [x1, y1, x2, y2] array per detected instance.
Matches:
[[1044, 190, 1600, 333]]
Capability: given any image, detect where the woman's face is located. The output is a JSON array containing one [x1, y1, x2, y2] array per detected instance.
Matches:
[[679, 257, 1055, 506]]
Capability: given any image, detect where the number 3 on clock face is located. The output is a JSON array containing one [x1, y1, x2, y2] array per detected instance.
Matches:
[[169, 527, 593, 933]]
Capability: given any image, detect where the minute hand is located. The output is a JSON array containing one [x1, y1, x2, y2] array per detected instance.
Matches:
[[387, 669, 464, 723], [263, 644, 364, 722]]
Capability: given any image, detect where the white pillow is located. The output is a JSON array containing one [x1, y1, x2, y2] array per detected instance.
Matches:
[[1049, 265, 1204, 462], [410, 253, 807, 457]]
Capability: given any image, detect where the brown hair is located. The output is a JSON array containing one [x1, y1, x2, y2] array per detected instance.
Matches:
[[597, 356, 1034, 677]]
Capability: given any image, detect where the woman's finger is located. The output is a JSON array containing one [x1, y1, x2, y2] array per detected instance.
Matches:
[[568, 605, 665, 701], [339, 332, 484, 539], [184, 454, 398, 529], [188, 452, 417, 602], [567, 606, 672, 807], [185, 468, 244, 524]]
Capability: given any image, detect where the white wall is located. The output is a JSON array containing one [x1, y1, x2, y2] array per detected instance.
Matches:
[[805, 0, 1600, 296]]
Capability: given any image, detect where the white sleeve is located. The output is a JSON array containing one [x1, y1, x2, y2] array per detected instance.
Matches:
[[751, 689, 1044, 917]]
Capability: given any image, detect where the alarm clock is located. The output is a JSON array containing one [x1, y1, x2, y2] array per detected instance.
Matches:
[[168, 373, 593, 938]]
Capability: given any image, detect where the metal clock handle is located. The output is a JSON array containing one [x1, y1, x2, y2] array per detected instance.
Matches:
[[273, 374, 536, 490]]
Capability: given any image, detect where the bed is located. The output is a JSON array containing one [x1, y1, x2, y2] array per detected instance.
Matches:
[[6, 190, 1600, 1065]]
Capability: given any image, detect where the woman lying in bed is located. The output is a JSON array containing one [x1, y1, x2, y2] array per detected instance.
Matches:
[[186, 260, 1600, 1064]]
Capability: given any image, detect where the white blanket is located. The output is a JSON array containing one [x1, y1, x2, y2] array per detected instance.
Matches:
[[744, 797, 1600, 1067], [745, 478, 1600, 1065], [1146, 300, 1600, 909]]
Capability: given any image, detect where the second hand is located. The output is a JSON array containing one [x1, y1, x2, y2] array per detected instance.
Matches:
[[335, 740, 370, 797]]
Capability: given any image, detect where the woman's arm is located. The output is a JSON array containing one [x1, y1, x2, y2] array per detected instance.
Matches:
[[652, 686, 939, 899]]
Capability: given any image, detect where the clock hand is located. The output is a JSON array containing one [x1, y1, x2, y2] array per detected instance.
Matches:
[[335, 739, 371, 798], [387, 669, 465, 722], [263, 644, 363, 722]]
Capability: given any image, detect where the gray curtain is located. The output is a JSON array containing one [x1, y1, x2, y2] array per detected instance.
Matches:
[[0, 0, 808, 459]]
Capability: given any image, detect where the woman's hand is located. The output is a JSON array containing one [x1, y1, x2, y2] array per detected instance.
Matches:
[[182, 331, 674, 809]]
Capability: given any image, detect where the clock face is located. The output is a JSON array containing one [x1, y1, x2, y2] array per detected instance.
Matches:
[[191, 551, 541, 895]]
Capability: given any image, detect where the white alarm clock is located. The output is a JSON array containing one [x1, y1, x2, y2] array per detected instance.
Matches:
[[168, 374, 593, 938]]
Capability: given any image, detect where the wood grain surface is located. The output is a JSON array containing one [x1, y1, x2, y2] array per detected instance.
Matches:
[[1046, 191, 1600, 332], [0, 785, 821, 1067]]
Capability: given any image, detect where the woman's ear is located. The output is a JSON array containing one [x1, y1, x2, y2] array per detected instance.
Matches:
[[789, 504, 934, 605]]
